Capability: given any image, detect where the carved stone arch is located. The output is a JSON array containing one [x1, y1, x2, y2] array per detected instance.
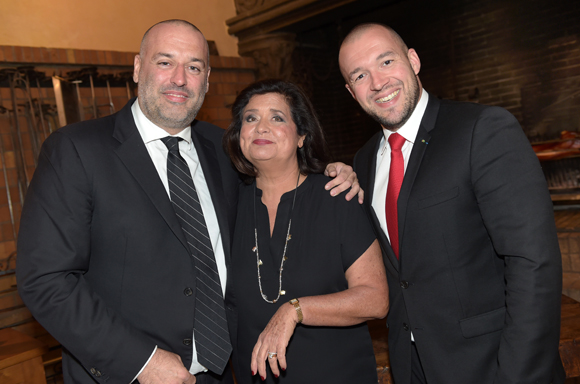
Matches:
[[227, 0, 357, 82], [238, 33, 296, 80]]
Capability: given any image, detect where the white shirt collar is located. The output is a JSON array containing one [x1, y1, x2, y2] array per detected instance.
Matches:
[[382, 89, 429, 144], [131, 99, 192, 147]]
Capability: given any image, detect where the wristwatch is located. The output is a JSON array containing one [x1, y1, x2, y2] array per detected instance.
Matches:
[[289, 298, 303, 323]]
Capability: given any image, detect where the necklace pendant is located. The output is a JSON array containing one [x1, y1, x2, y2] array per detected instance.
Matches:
[[253, 172, 299, 304]]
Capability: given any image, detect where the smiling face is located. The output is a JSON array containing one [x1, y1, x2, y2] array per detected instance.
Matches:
[[239, 93, 305, 173], [339, 25, 422, 131], [133, 22, 210, 134]]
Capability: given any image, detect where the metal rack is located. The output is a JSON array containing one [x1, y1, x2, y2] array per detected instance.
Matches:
[[0, 64, 135, 274]]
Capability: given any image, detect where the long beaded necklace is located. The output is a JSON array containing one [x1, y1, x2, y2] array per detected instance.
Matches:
[[253, 172, 300, 304]]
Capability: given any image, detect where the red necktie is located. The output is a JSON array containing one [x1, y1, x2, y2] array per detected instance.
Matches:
[[385, 133, 406, 259]]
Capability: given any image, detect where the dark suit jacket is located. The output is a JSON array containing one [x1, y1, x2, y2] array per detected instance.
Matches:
[[354, 96, 565, 384], [16, 99, 239, 383]]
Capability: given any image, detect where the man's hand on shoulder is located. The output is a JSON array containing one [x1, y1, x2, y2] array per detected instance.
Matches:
[[324, 162, 364, 204], [137, 348, 196, 384]]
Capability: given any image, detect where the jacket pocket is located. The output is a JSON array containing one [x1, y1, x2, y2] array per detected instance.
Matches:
[[459, 307, 505, 338], [417, 186, 459, 209]]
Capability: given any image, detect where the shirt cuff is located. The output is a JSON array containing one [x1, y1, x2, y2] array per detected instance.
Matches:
[[131, 345, 158, 383]]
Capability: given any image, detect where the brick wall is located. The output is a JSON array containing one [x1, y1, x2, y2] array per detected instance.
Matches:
[[0, 46, 256, 268], [197, 59, 256, 129], [560, 232, 580, 302], [557, 209, 580, 301]]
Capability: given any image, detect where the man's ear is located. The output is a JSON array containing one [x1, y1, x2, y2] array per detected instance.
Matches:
[[407, 48, 421, 76], [345, 84, 356, 100], [133, 55, 141, 83], [205, 67, 211, 93]]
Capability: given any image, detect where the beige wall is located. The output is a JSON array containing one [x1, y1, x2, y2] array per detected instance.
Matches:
[[0, 0, 239, 56]]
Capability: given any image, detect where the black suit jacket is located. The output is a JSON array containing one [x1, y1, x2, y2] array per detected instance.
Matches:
[[354, 96, 565, 384], [16, 99, 239, 383]]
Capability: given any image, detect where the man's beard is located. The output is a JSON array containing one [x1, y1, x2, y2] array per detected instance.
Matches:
[[365, 78, 420, 131], [138, 83, 206, 130]]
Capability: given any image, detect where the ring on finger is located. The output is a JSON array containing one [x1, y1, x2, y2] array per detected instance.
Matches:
[[268, 351, 277, 359]]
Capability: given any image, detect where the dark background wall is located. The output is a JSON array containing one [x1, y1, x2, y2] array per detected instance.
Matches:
[[286, 0, 580, 164]]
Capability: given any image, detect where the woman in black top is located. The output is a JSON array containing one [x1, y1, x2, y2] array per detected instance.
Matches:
[[223, 79, 388, 383]]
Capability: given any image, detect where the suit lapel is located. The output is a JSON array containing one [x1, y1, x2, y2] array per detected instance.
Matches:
[[112, 99, 190, 252], [189, 122, 231, 263], [364, 132, 382, 205], [397, 97, 440, 261]]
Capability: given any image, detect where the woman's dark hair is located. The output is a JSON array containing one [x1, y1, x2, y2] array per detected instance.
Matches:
[[223, 79, 330, 183]]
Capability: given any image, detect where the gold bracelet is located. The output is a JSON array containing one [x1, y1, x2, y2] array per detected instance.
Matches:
[[289, 298, 303, 324]]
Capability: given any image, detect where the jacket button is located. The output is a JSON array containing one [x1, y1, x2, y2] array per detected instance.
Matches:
[[184, 287, 193, 296], [90, 368, 102, 377], [403, 323, 410, 331], [400, 281, 409, 289], [183, 338, 193, 346]]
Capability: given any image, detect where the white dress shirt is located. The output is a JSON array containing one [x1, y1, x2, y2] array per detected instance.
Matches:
[[372, 90, 429, 241], [131, 100, 227, 378]]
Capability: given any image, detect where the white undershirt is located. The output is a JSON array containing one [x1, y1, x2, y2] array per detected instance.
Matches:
[[131, 99, 227, 379]]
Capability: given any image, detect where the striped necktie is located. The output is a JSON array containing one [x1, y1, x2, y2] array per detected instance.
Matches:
[[161, 136, 232, 374]]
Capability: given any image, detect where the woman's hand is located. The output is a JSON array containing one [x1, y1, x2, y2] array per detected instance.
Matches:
[[251, 302, 299, 380]]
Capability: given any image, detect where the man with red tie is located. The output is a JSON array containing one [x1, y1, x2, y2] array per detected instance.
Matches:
[[339, 23, 565, 384]]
